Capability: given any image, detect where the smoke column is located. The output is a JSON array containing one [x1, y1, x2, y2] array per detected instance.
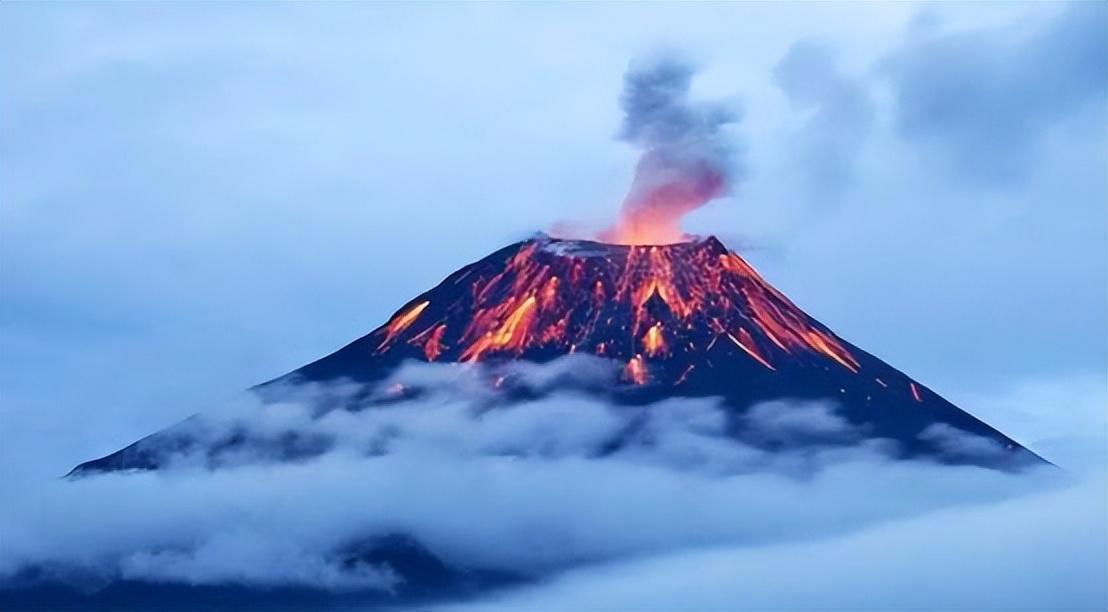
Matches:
[[603, 55, 740, 245]]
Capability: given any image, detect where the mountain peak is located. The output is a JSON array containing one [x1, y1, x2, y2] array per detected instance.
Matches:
[[353, 233, 825, 376], [530, 232, 728, 257], [70, 234, 1047, 476]]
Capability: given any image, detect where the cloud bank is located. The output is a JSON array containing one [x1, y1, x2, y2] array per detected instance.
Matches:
[[0, 358, 1074, 604]]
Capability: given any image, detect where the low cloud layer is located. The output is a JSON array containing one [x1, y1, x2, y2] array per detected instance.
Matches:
[[0, 358, 1078, 602]]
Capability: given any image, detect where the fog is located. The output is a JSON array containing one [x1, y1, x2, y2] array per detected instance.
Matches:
[[3, 358, 1098, 609]]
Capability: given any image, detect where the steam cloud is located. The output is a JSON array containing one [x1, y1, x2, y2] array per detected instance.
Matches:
[[603, 54, 741, 245], [2, 356, 1091, 608]]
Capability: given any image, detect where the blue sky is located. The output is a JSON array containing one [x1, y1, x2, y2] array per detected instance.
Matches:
[[0, 3, 1105, 605]]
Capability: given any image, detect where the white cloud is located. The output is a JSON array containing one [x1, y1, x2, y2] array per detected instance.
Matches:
[[0, 361, 1075, 599], [918, 422, 1007, 462], [457, 473, 1106, 611]]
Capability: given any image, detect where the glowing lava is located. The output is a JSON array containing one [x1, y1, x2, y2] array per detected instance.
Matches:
[[370, 235, 861, 386], [643, 323, 667, 356], [378, 300, 430, 350], [624, 354, 649, 385]]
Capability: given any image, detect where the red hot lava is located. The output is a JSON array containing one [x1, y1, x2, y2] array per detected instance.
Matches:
[[371, 235, 859, 385]]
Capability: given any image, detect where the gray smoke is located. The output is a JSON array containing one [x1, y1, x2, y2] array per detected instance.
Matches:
[[604, 54, 741, 244]]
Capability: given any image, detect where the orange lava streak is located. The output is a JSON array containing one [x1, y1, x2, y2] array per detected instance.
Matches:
[[378, 300, 430, 350], [624, 354, 648, 385], [643, 323, 667, 356], [540, 275, 560, 308], [617, 247, 695, 325], [720, 253, 796, 306], [739, 286, 859, 372], [741, 293, 795, 351], [803, 331, 860, 373], [423, 324, 447, 361], [722, 253, 860, 371], [461, 296, 537, 361], [727, 329, 776, 371], [910, 382, 923, 403], [719, 252, 757, 277], [378, 237, 865, 384]]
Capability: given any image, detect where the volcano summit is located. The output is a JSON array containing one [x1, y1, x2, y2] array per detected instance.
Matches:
[[72, 233, 1043, 475]]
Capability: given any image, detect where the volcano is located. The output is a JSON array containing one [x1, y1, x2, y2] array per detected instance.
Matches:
[[72, 233, 1044, 475]]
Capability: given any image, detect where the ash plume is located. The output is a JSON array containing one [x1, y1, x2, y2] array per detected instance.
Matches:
[[603, 54, 741, 245]]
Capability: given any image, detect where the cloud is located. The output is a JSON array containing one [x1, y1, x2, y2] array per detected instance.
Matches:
[[773, 39, 874, 197], [744, 398, 864, 444], [119, 533, 400, 592], [455, 473, 1106, 611], [918, 423, 1007, 462], [951, 372, 1108, 474], [880, 2, 1107, 186], [0, 358, 1070, 602]]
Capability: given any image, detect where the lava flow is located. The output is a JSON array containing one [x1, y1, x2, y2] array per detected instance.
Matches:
[[368, 234, 859, 385]]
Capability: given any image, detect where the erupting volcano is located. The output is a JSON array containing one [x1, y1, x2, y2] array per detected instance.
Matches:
[[73, 232, 1044, 475], [300, 235, 859, 380], [70, 56, 1044, 475]]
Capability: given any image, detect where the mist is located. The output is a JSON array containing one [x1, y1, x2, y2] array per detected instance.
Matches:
[[2, 358, 1096, 607]]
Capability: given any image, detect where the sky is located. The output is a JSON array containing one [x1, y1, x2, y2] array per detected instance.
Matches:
[[1, 2, 1105, 609]]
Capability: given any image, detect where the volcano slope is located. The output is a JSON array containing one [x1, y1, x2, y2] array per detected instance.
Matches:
[[71, 234, 1046, 475]]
